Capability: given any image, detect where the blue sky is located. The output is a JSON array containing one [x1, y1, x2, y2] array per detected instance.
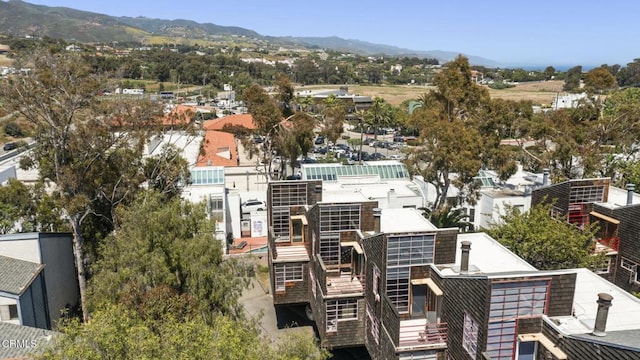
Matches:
[[25, 0, 640, 67]]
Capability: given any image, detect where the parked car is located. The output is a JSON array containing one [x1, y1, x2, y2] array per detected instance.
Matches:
[[314, 136, 325, 145], [369, 153, 386, 161], [241, 199, 266, 214], [3, 142, 17, 151], [286, 174, 301, 180], [351, 151, 370, 161], [389, 154, 404, 160]]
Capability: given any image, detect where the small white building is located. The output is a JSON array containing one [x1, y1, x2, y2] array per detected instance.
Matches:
[[552, 92, 589, 109], [0, 233, 78, 329]]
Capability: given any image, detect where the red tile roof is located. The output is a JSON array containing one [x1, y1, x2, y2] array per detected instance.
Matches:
[[161, 104, 195, 127], [203, 114, 256, 131], [196, 130, 239, 167]]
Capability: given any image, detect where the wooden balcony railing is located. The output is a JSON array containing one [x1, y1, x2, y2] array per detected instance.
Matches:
[[598, 237, 619, 251], [399, 319, 448, 349]]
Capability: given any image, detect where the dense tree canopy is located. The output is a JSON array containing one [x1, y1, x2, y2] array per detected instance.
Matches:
[[406, 56, 493, 210], [487, 203, 605, 270], [563, 65, 582, 91], [583, 66, 617, 93], [40, 191, 328, 360], [0, 51, 165, 321], [89, 191, 251, 320]]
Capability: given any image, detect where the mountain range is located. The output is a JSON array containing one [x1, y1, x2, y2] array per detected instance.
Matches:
[[0, 0, 499, 66]]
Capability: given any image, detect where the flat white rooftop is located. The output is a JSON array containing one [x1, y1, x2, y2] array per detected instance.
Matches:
[[550, 268, 640, 335], [602, 184, 640, 209], [145, 130, 203, 167], [437, 232, 537, 275], [320, 186, 370, 203], [380, 208, 437, 233], [321, 180, 420, 204]]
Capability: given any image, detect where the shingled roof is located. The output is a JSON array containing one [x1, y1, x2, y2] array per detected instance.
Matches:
[[0, 322, 55, 359], [0, 255, 43, 295]]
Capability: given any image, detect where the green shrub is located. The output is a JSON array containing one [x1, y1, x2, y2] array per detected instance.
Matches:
[[3, 122, 23, 137], [488, 81, 515, 90], [347, 138, 362, 146]]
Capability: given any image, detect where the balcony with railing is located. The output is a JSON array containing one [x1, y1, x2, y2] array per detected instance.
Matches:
[[597, 237, 619, 252], [398, 318, 448, 351]]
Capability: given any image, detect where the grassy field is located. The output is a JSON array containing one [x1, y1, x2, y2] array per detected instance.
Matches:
[[0, 55, 13, 67], [298, 80, 564, 107]]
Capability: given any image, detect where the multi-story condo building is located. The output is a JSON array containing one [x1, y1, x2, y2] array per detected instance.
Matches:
[[531, 178, 640, 294], [268, 177, 640, 360]]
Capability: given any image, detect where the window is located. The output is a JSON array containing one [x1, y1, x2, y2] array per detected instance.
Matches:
[[621, 258, 640, 283], [387, 234, 435, 268], [326, 299, 358, 332], [8, 305, 17, 320], [190, 168, 224, 185], [621, 257, 638, 271], [569, 184, 606, 204], [310, 269, 317, 298], [462, 312, 479, 358], [319, 232, 340, 265], [270, 182, 309, 238], [366, 304, 379, 344], [270, 182, 309, 207], [274, 263, 304, 291], [291, 217, 304, 243], [550, 206, 564, 218], [489, 281, 549, 321], [272, 208, 290, 238], [487, 320, 517, 360], [208, 195, 224, 221], [319, 204, 361, 232], [387, 267, 410, 313], [373, 265, 381, 298], [487, 280, 550, 360], [517, 341, 537, 360], [1, 304, 19, 321]]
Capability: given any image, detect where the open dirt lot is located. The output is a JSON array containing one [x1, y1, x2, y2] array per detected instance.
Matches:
[[299, 80, 564, 107]]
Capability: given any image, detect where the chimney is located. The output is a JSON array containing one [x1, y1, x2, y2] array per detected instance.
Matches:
[[542, 168, 550, 186], [460, 241, 471, 274], [387, 189, 397, 208], [627, 184, 635, 206], [373, 208, 382, 233], [592, 293, 613, 337]]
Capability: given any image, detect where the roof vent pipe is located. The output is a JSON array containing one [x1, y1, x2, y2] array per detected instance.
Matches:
[[627, 184, 635, 206], [542, 168, 550, 186], [373, 208, 382, 233], [592, 293, 613, 337], [460, 241, 471, 274]]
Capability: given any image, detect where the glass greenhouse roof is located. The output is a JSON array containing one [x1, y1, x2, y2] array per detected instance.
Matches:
[[190, 167, 225, 185], [302, 162, 410, 182]]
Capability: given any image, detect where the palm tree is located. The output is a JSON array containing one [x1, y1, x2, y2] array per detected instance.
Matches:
[[364, 97, 394, 141], [420, 206, 473, 232]]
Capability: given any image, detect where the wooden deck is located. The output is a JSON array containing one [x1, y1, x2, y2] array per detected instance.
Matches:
[[398, 318, 447, 350], [326, 273, 364, 296], [272, 245, 310, 263]]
